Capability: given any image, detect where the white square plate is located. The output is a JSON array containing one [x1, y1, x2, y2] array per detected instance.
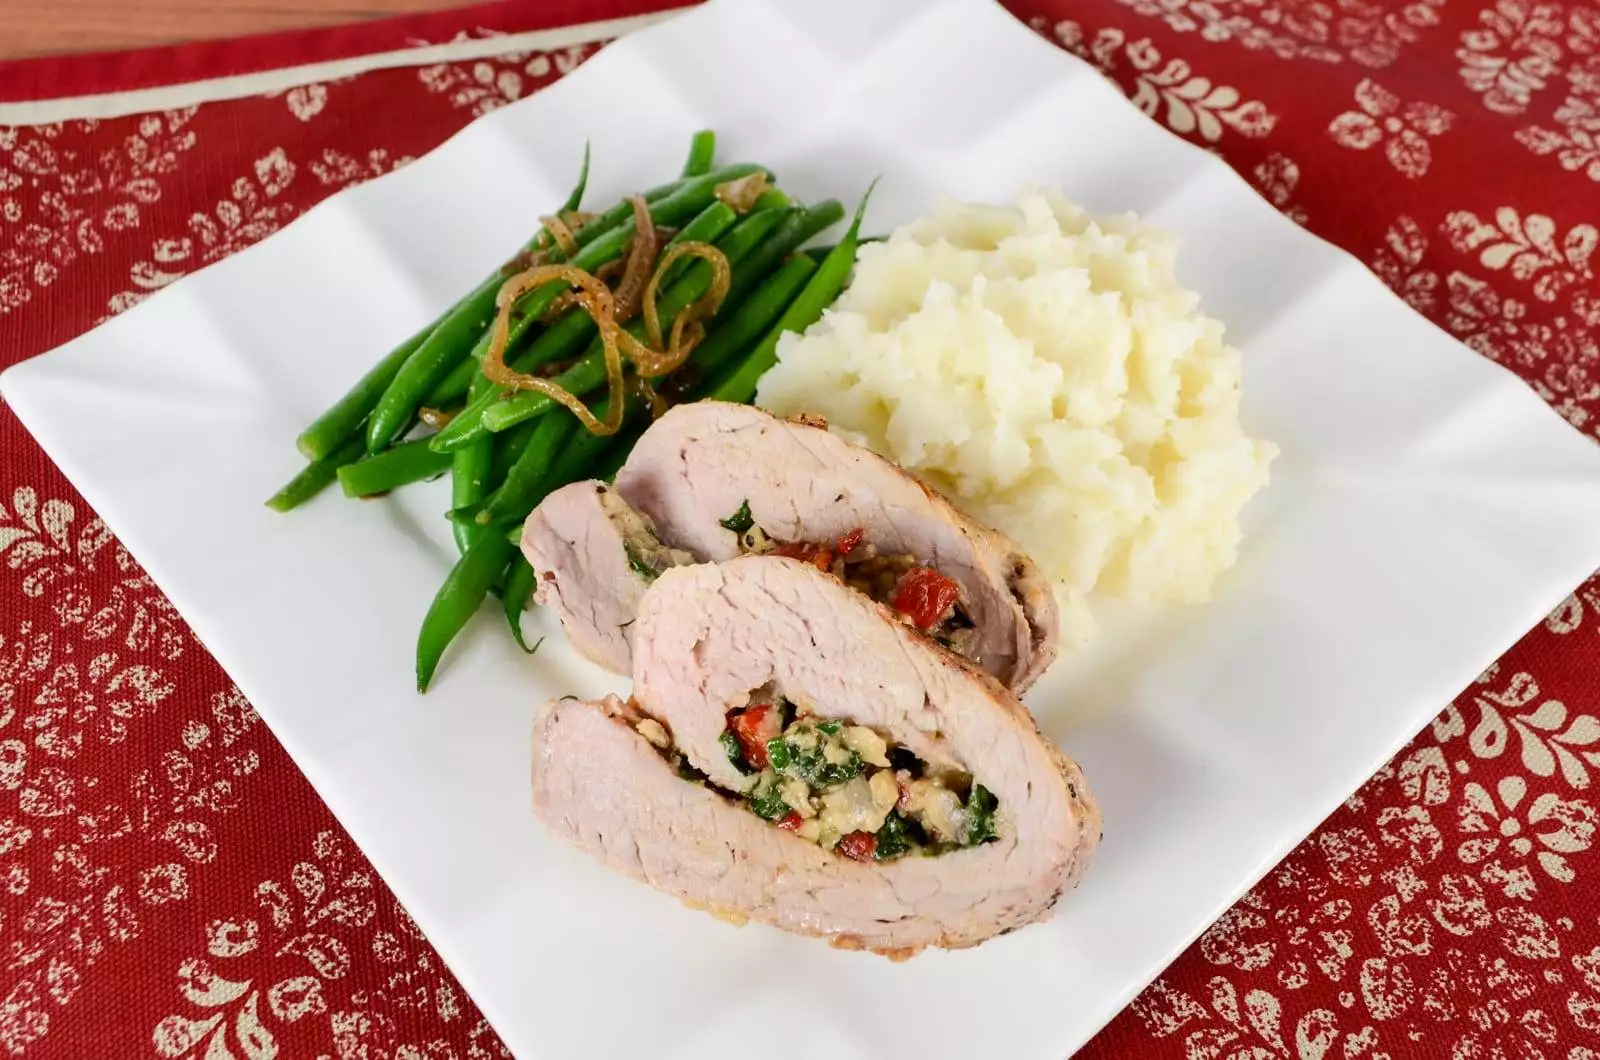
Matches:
[[7, 1, 1600, 1057]]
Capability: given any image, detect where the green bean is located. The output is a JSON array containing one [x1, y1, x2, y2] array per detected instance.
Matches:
[[573, 181, 679, 245], [445, 416, 534, 529], [654, 200, 740, 287], [266, 433, 366, 511], [337, 436, 453, 498], [707, 201, 793, 262], [489, 418, 541, 486], [536, 143, 589, 232], [429, 201, 740, 454], [750, 188, 791, 212], [591, 422, 647, 484], [639, 164, 766, 227], [416, 531, 517, 692], [501, 414, 639, 542], [640, 178, 686, 201], [806, 233, 886, 260], [681, 130, 716, 178], [449, 512, 480, 545], [501, 412, 645, 530], [478, 200, 735, 369], [424, 355, 476, 408], [413, 222, 631, 452], [300, 147, 597, 460], [366, 273, 498, 453], [418, 399, 644, 690], [709, 182, 874, 405], [366, 147, 596, 453], [368, 221, 631, 455], [503, 555, 542, 653], [682, 252, 817, 386], [450, 372, 496, 553], [449, 441, 492, 553], [583, 421, 646, 484], [563, 143, 591, 213], [477, 205, 794, 438], [573, 162, 762, 250], [503, 398, 645, 529], [490, 293, 596, 375], [722, 199, 844, 306], [296, 319, 433, 461], [476, 413, 576, 527], [477, 388, 640, 526]]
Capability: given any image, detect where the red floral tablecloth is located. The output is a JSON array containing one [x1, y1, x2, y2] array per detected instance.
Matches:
[[2, 0, 1597, 1056]]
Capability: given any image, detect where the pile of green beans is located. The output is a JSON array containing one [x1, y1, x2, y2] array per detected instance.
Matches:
[[267, 129, 874, 692]]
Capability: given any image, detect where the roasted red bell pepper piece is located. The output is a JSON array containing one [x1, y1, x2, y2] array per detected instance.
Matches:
[[836, 831, 877, 861], [890, 567, 962, 630]]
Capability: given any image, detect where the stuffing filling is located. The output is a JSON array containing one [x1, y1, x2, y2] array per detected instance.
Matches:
[[718, 699, 998, 862], [601, 487, 691, 583], [720, 500, 977, 656]]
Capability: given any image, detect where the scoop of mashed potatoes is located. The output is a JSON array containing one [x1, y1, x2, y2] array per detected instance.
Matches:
[[756, 189, 1277, 606]]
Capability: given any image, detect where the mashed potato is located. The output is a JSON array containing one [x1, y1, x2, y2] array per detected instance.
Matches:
[[756, 189, 1276, 606]]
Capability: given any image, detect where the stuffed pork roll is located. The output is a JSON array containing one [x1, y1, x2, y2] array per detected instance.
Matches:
[[524, 402, 1058, 692], [530, 555, 1099, 957]]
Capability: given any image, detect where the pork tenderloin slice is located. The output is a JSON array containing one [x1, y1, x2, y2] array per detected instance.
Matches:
[[558, 554, 1099, 952], [614, 401, 1058, 692], [519, 481, 691, 674], [532, 691, 1099, 956]]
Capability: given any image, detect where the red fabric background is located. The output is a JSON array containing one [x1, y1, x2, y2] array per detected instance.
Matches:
[[2, 1, 1598, 1057]]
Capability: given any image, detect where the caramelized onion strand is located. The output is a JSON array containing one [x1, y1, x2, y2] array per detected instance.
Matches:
[[484, 264, 611, 392], [636, 241, 731, 377], [539, 214, 579, 258], [418, 406, 457, 430], [714, 171, 769, 213], [611, 196, 659, 322], [482, 234, 732, 437]]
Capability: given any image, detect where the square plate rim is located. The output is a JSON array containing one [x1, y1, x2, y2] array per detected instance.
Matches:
[[5, 2, 1600, 1058]]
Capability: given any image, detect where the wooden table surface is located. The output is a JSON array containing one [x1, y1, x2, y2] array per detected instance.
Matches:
[[1, 0, 483, 61]]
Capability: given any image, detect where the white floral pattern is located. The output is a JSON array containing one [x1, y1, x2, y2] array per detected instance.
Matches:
[[1458, 774, 1594, 895], [0, 486, 264, 1054], [283, 83, 329, 122], [1458, 0, 1569, 115], [1544, 581, 1600, 635], [1518, 56, 1600, 181], [1439, 669, 1600, 791], [1368, 210, 1600, 440], [1112, 0, 1446, 66], [1370, 215, 1440, 313], [309, 146, 413, 186], [108, 145, 410, 317], [262, 76, 366, 122], [151, 832, 508, 1059], [417, 44, 596, 116], [0, 110, 198, 315], [1444, 206, 1597, 301], [1034, 20, 1276, 140], [1253, 153, 1309, 225], [106, 148, 301, 317], [1328, 79, 1454, 177], [1128, 672, 1600, 1058]]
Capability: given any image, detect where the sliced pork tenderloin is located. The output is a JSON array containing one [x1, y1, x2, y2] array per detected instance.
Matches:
[[614, 402, 1058, 691], [518, 481, 692, 673], [530, 556, 1099, 956]]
